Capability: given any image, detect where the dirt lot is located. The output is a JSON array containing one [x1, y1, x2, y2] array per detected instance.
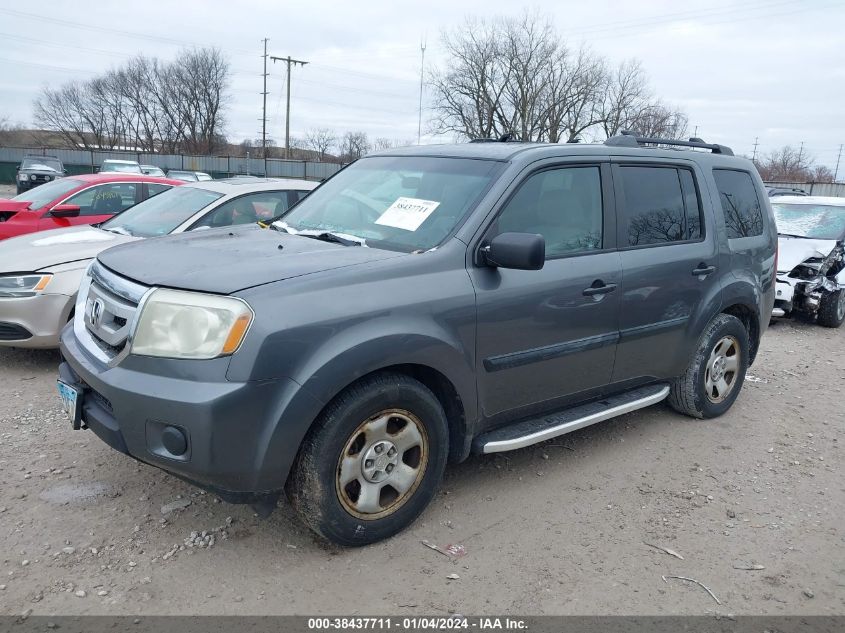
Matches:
[[0, 310, 843, 616], [1, 184, 17, 197]]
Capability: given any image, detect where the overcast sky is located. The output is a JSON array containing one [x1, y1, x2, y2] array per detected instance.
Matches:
[[0, 0, 843, 171]]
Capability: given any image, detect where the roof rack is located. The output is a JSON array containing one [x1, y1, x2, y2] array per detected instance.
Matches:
[[470, 133, 517, 143], [604, 131, 733, 155]]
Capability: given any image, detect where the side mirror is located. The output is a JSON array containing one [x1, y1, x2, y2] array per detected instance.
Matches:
[[50, 204, 81, 218], [482, 232, 545, 270]]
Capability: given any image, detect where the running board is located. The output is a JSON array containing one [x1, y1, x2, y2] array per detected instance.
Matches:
[[474, 384, 670, 454]]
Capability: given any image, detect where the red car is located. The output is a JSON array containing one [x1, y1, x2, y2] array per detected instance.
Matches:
[[0, 174, 183, 240]]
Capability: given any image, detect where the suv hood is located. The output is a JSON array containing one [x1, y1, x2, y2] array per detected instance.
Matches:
[[97, 225, 404, 294], [777, 236, 838, 272], [0, 225, 137, 273]]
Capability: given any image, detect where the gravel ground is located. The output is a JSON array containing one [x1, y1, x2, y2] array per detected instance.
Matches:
[[1, 184, 17, 197], [0, 312, 842, 616]]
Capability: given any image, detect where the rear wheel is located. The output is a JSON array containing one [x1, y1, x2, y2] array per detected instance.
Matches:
[[287, 372, 449, 546], [668, 313, 750, 419], [817, 289, 845, 328]]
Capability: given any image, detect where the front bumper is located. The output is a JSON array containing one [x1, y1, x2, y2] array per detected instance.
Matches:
[[59, 324, 322, 501], [0, 293, 75, 348]]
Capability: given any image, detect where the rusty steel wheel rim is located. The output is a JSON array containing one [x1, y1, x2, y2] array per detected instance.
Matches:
[[704, 335, 740, 404], [336, 409, 429, 520]]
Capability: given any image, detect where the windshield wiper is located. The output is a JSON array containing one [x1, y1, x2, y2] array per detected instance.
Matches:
[[778, 232, 808, 239], [298, 231, 363, 246], [103, 226, 132, 236]]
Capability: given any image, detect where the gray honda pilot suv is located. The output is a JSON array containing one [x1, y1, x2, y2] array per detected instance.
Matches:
[[58, 134, 777, 545]]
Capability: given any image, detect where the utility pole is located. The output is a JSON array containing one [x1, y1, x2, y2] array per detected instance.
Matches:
[[260, 38, 269, 157], [693, 125, 699, 137], [834, 144, 843, 182], [752, 136, 759, 162], [271, 54, 309, 159], [418, 36, 426, 145], [797, 141, 805, 166]]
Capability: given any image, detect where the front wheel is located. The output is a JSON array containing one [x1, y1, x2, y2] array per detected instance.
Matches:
[[668, 313, 750, 419], [287, 372, 449, 546], [817, 289, 845, 328]]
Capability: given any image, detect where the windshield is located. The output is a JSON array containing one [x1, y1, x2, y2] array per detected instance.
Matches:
[[101, 186, 223, 237], [773, 203, 845, 240], [21, 157, 62, 172], [103, 162, 142, 174], [11, 178, 82, 208], [276, 156, 502, 252]]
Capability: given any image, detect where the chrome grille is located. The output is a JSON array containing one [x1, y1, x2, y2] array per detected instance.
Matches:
[[76, 261, 149, 364]]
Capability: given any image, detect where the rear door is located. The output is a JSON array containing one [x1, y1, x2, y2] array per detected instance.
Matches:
[[611, 161, 721, 382], [471, 161, 622, 421]]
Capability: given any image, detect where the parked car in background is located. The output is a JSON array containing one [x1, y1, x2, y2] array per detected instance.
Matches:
[[58, 135, 776, 545], [100, 159, 143, 174], [0, 178, 316, 348], [16, 155, 66, 195], [767, 186, 808, 197], [166, 170, 212, 182], [140, 165, 166, 177], [0, 174, 180, 241], [771, 195, 845, 327]]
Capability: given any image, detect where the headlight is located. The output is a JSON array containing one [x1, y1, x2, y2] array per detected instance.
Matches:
[[30, 174, 36, 181], [0, 274, 52, 297], [131, 288, 253, 359], [18, 173, 28, 181]]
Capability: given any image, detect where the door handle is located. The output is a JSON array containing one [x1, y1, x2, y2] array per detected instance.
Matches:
[[582, 282, 617, 296], [692, 264, 716, 277]]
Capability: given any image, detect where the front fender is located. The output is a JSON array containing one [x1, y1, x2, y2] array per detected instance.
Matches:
[[253, 326, 478, 490]]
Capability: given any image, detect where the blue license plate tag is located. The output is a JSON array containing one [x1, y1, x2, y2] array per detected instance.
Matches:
[[57, 379, 83, 429]]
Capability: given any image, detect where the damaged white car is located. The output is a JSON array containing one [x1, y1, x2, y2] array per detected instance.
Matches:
[[772, 196, 845, 327]]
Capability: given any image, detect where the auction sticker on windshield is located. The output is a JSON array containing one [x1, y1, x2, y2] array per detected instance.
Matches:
[[375, 197, 440, 231]]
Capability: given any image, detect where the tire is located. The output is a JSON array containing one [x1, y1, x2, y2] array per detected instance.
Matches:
[[817, 289, 845, 328], [287, 372, 449, 546], [668, 313, 750, 419]]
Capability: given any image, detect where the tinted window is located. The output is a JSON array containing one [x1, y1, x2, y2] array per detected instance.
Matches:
[[713, 169, 764, 239], [146, 183, 172, 198], [199, 191, 293, 228], [66, 183, 138, 216], [102, 186, 223, 237], [494, 166, 603, 258], [619, 166, 701, 246]]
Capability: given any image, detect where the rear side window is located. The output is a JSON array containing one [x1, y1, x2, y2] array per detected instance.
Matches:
[[618, 166, 703, 246], [713, 169, 764, 239]]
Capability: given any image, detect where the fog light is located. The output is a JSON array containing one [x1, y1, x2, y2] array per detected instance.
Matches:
[[161, 426, 188, 456]]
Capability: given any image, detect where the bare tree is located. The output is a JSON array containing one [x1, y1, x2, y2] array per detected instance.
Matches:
[[629, 101, 689, 140], [598, 59, 651, 139], [809, 165, 834, 183], [756, 146, 813, 181], [339, 131, 370, 161], [304, 128, 337, 161], [33, 47, 229, 153], [429, 11, 686, 143]]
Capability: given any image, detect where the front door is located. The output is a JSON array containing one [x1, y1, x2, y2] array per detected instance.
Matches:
[[471, 163, 622, 421], [40, 182, 140, 230]]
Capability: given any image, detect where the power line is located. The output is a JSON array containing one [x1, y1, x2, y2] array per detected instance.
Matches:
[[418, 36, 427, 145], [260, 38, 269, 155], [270, 55, 308, 159]]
